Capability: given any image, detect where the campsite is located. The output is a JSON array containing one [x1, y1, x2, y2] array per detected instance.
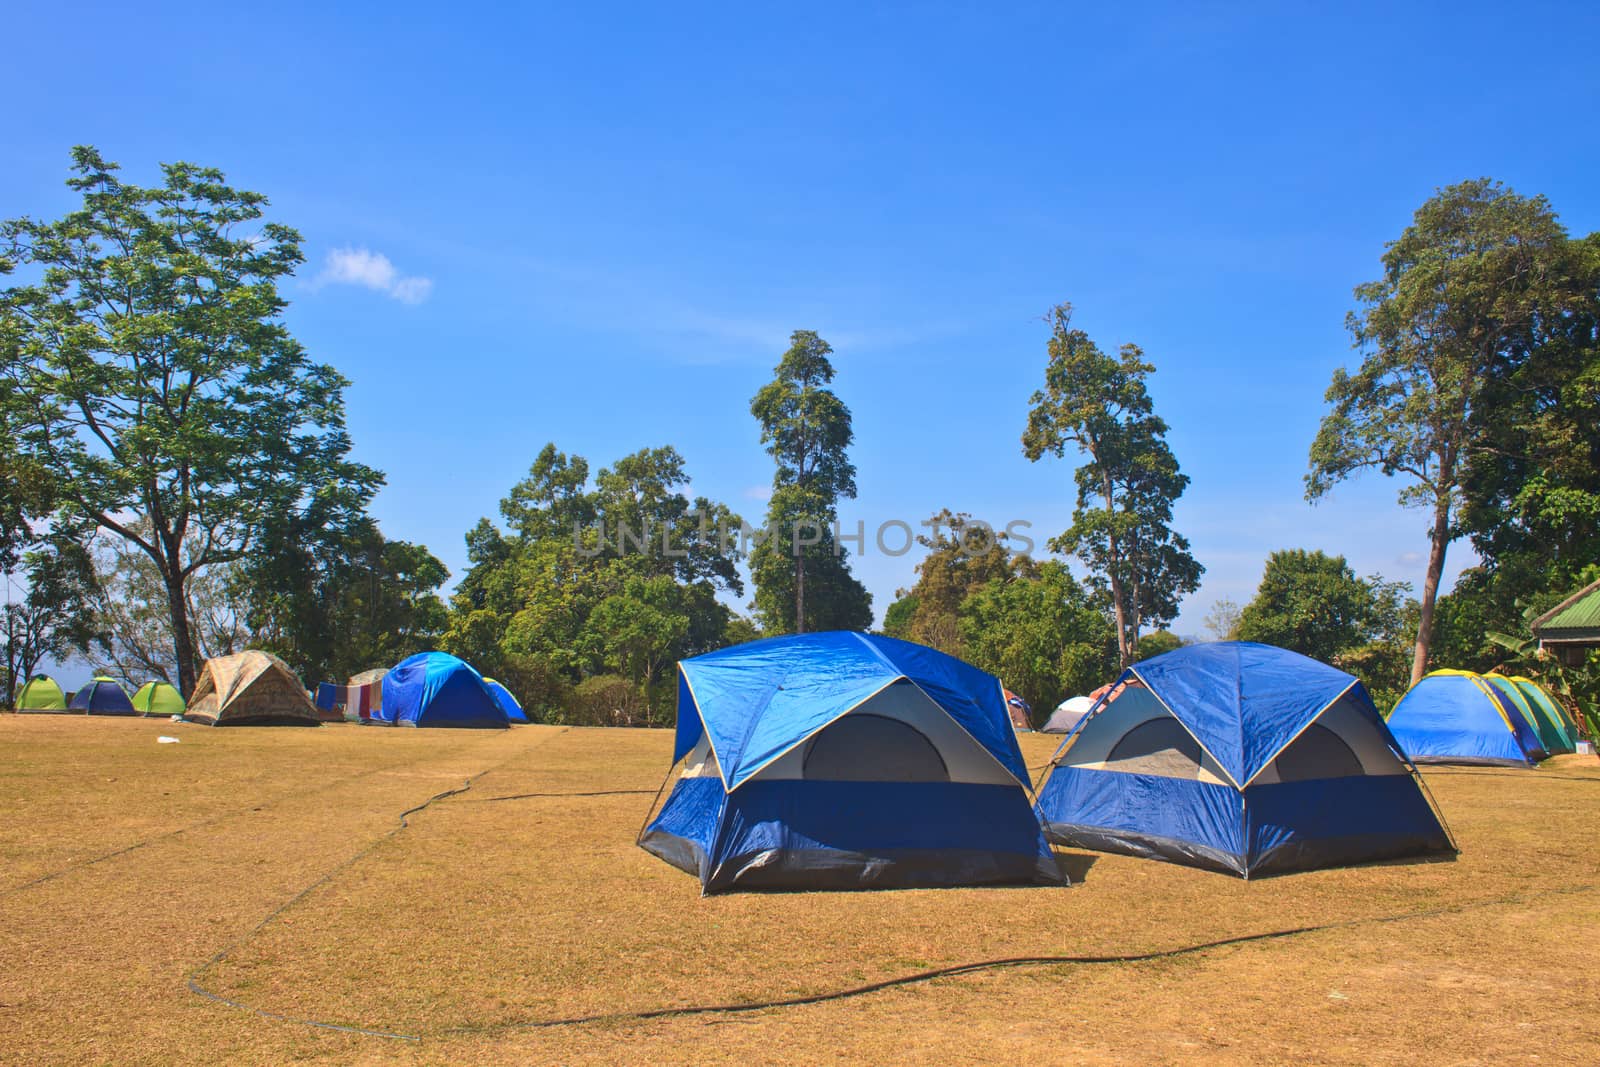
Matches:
[[2, 714, 1597, 1064], [6, 4, 1600, 1064]]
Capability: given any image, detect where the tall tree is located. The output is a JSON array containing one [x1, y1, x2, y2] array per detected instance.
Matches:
[[1023, 303, 1202, 667], [0, 147, 379, 694], [1307, 179, 1582, 685], [749, 331, 871, 633]]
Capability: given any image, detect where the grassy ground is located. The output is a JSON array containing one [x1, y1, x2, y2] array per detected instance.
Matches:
[[1, 715, 1597, 1065]]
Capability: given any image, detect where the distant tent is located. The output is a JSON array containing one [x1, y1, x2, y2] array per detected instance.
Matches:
[[1043, 695, 1095, 734], [1003, 689, 1033, 731], [375, 652, 507, 728], [1386, 671, 1545, 766], [70, 678, 137, 716], [640, 632, 1063, 893], [184, 651, 320, 726], [1511, 676, 1582, 739], [1035, 642, 1454, 877], [482, 678, 529, 724], [15, 676, 67, 712], [1484, 673, 1574, 754], [346, 669, 385, 722], [131, 681, 185, 717]]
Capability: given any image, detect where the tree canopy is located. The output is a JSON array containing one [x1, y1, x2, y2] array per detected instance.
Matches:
[[748, 330, 871, 634], [1308, 179, 1587, 685], [1023, 302, 1202, 667], [0, 147, 379, 694]]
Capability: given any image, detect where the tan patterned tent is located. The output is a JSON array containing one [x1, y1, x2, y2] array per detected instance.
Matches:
[[184, 651, 320, 726]]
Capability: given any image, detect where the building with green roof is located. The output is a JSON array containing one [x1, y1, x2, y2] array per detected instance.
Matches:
[[1533, 578, 1600, 666]]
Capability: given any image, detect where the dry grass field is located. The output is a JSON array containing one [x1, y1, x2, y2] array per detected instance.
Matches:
[[2, 714, 1597, 1065]]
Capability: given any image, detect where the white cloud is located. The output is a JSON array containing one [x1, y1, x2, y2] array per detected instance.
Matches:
[[388, 276, 434, 305], [318, 247, 432, 304], [743, 485, 773, 501]]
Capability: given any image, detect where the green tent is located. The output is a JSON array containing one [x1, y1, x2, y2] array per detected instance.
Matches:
[[1510, 677, 1580, 747], [16, 676, 67, 712], [132, 680, 185, 717], [1485, 674, 1573, 754]]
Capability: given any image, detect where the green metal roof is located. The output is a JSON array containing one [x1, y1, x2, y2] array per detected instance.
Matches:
[[1532, 579, 1600, 640]]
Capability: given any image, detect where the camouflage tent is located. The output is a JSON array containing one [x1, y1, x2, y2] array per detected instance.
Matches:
[[184, 651, 320, 726]]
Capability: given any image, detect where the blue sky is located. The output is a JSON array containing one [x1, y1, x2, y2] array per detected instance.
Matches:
[[9, 2, 1600, 685]]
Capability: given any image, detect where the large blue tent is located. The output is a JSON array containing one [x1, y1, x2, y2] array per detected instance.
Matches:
[[69, 677, 137, 716], [1386, 671, 1545, 766], [1035, 642, 1453, 877], [639, 631, 1063, 893], [374, 652, 508, 728]]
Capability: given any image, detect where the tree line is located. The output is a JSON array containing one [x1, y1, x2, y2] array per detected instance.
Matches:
[[3, 150, 1596, 725]]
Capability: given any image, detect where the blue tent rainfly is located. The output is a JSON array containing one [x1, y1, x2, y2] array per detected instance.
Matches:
[[639, 631, 1064, 893], [1035, 642, 1455, 878]]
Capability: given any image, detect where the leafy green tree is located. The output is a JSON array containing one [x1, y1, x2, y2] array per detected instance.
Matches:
[[1023, 302, 1202, 667], [1237, 550, 1391, 663], [241, 517, 449, 684], [889, 510, 1035, 655], [442, 441, 745, 720], [881, 593, 919, 639], [1134, 630, 1184, 661], [0, 147, 379, 695], [958, 562, 1118, 717], [1307, 179, 1586, 686], [2, 532, 100, 706], [749, 331, 871, 634]]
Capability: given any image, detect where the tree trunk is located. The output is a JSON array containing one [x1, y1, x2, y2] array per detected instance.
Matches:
[[1410, 497, 1452, 687], [794, 552, 806, 634], [162, 567, 199, 697], [1102, 471, 1131, 667]]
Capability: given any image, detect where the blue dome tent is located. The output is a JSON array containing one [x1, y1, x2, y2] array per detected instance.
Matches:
[[1386, 671, 1546, 767], [375, 652, 508, 728], [639, 632, 1063, 893], [1035, 642, 1454, 878], [69, 677, 137, 716], [482, 678, 529, 723]]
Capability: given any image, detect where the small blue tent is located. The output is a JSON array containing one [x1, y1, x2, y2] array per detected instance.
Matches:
[[639, 631, 1063, 893], [1035, 642, 1453, 878], [1386, 671, 1546, 766], [69, 677, 137, 716], [482, 678, 529, 724], [374, 652, 508, 728]]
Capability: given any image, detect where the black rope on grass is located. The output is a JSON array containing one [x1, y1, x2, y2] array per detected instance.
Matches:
[[1422, 768, 1600, 784], [456, 880, 1600, 1037], [479, 789, 657, 803]]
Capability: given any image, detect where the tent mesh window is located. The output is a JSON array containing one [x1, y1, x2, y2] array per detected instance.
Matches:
[[1104, 718, 1204, 779], [1269, 723, 1364, 780], [801, 713, 950, 782]]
